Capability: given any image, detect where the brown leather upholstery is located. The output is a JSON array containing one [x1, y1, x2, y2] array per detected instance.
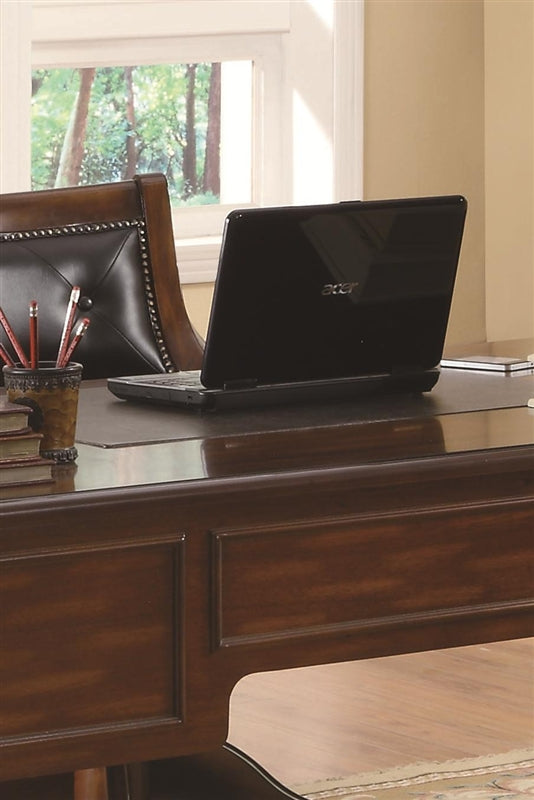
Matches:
[[0, 174, 204, 379]]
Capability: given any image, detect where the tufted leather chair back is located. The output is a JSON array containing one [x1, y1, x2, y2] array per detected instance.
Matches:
[[0, 174, 204, 379]]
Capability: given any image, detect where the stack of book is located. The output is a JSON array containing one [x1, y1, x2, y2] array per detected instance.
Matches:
[[0, 398, 55, 489]]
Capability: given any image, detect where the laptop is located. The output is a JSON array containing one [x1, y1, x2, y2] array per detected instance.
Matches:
[[108, 194, 467, 410]]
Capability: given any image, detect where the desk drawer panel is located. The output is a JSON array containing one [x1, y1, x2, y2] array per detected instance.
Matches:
[[212, 502, 533, 648], [0, 538, 184, 741]]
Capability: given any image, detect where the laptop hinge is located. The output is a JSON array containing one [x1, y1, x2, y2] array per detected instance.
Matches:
[[223, 378, 258, 390]]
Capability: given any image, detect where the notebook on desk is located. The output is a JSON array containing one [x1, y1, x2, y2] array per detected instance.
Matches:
[[108, 194, 467, 410]]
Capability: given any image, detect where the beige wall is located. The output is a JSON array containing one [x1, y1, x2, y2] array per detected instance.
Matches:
[[184, 0, 534, 346], [364, 0, 486, 346], [485, 0, 534, 342], [182, 283, 214, 341]]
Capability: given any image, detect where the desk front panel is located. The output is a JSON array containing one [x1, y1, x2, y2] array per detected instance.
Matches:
[[212, 501, 533, 649]]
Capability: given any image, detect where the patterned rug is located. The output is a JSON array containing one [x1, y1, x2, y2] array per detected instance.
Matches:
[[293, 750, 534, 799]]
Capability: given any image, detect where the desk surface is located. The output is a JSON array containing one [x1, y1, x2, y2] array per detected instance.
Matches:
[[1, 360, 533, 786], [2, 365, 533, 501]]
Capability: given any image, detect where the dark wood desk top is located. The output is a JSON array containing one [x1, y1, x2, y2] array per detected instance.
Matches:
[[1, 365, 533, 502], [1, 405, 532, 500]]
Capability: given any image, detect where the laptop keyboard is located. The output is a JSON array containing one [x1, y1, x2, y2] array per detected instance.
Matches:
[[140, 370, 204, 389]]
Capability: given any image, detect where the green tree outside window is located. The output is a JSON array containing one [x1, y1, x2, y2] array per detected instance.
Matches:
[[31, 63, 221, 206]]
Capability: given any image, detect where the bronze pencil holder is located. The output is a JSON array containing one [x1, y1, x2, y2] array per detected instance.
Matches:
[[3, 361, 83, 462]]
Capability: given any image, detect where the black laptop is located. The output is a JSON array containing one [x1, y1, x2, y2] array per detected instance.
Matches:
[[108, 195, 467, 410]]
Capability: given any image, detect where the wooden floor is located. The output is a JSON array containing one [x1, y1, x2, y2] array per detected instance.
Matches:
[[228, 638, 534, 788]]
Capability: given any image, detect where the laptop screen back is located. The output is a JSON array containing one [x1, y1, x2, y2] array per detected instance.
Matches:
[[201, 195, 467, 389]]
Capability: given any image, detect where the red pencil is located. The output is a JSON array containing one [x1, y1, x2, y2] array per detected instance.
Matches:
[[29, 300, 39, 369], [56, 286, 81, 367], [0, 305, 29, 367], [60, 317, 90, 366], [0, 342, 15, 367]]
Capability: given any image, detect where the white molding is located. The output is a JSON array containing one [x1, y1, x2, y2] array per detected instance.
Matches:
[[32, 1, 291, 42], [32, 31, 281, 68], [334, 0, 364, 201], [286, 0, 335, 205], [176, 238, 221, 284], [0, 0, 32, 193]]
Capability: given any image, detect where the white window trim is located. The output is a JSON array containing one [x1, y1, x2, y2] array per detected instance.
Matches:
[[1, 0, 363, 284], [334, 0, 364, 203], [0, 0, 32, 192]]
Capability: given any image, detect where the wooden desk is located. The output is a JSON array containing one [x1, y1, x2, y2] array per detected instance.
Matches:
[[1, 370, 533, 798]]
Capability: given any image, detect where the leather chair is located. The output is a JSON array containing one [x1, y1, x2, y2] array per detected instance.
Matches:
[[0, 173, 204, 379]]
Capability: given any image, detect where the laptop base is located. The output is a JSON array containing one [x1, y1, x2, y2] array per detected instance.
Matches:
[[107, 369, 440, 411]]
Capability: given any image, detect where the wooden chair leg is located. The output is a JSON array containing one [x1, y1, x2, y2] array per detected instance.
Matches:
[[74, 768, 109, 800]]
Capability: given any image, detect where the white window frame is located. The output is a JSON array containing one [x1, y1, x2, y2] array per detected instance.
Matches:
[[1, 0, 363, 283]]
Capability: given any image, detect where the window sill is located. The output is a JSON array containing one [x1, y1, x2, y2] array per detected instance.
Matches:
[[175, 236, 221, 284]]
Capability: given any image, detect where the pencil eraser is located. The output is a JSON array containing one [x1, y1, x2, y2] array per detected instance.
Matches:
[[528, 398, 534, 408]]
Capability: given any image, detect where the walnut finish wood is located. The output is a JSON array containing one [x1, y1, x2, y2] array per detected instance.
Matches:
[[137, 174, 205, 369], [74, 768, 109, 800], [0, 381, 533, 796]]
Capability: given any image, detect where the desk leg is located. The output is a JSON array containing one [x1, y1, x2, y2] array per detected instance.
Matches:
[[0, 766, 150, 800], [74, 768, 109, 800]]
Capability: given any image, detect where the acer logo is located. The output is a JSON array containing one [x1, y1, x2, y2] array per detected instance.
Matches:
[[321, 282, 359, 296]]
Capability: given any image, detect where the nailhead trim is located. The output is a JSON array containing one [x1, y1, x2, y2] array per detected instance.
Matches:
[[1, 219, 174, 372]]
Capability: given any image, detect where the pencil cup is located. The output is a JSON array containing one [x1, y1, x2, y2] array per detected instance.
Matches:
[[3, 362, 83, 462]]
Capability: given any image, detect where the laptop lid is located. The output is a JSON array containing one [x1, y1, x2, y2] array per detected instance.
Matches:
[[200, 195, 467, 390]]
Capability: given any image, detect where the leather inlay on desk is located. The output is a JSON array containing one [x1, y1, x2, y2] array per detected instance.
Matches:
[[77, 368, 534, 448]]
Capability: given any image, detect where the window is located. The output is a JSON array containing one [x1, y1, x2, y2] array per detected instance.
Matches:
[[31, 62, 253, 208], [1, 0, 363, 282]]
